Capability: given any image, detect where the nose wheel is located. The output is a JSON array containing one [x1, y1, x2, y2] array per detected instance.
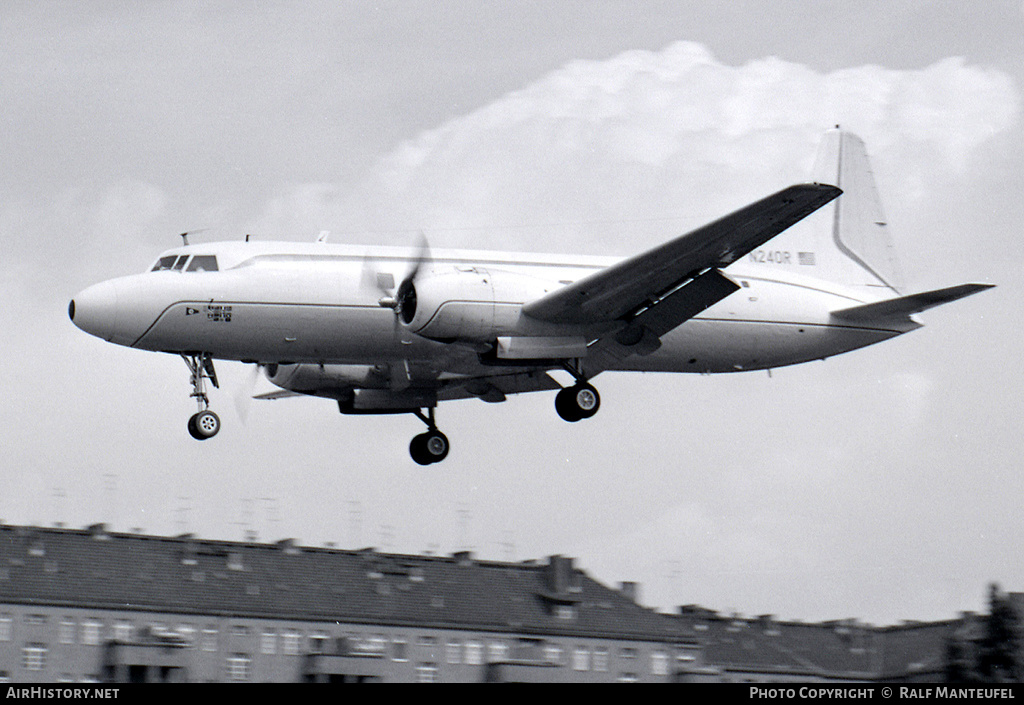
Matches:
[[182, 353, 221, 441], [188, 409, 221, 440], [410, 408, 449, 465]]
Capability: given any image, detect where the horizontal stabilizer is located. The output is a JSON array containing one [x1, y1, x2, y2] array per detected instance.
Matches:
[[832, 283, 994, 321]]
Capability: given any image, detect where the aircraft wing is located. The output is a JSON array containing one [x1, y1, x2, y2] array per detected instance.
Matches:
[[522, 183, 842, 325]]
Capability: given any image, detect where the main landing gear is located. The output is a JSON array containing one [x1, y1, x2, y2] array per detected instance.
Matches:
[[182, 352, 221, 441], [554, 361, 601, 422], [409, 408, 449, 466]]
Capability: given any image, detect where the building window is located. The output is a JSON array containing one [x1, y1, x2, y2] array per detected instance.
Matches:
[[651, 651, 669, 676], [620, 646, 637, 661], [60, 619, 75, 645], [25, 614, 47, 625], [593, 647, 609, 672], [231, 625, 251, 638], [202, 628, 218, 653], [309, 632, 329, 654], [82, 620, 102, 646], [555, 605, 576, 620], [0, 670, 9, 683], [364, 635, 386, 655], [0, 615, 11, 641], [573, 647, 590, 671], [488, 642, 508, 663], [114, 621, 132, 643], [416, 662, 438, 683], [261, 631, 276, 655], [418, 636, 437, 661], [544, 644, 562, 664], [283, 631, 301, 656], [618, 672, 638, 683], [446, 641, 461, 665], [393, 638, 408, 662], [226, 654, 250, 681], [464, 641, 483, 666], [23, 644, 47, 671]]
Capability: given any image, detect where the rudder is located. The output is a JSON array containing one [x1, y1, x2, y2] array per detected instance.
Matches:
[[809, 128, 903, 295]]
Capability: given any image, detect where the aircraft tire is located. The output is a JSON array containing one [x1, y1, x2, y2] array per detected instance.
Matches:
[[188, 410, 221, 441], [424, 430, 449, 462], [410, 431, 449, 465], [555, 384, 600, 422], [555, 388, 582, 422]]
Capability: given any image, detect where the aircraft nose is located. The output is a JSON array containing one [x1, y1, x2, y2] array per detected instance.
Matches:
[[70, 280, 121, 342]]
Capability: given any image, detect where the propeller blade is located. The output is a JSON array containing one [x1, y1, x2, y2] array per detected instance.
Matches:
[[404, 230, 432, 285], [233, 363, 263, 424]]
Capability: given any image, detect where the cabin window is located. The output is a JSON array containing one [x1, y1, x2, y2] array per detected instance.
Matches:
[[151, 255, 178, 271], [186, 255, 219, 272]]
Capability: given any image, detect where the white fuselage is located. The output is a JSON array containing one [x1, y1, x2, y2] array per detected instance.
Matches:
[[71, 240, 909, 378]]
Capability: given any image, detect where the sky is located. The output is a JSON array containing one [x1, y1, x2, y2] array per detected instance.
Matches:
[[2, 0, 1023, 626]]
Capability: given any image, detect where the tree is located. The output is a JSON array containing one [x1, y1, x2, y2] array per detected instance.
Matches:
[[977, 583, 1021, 682], [944, 583, 1021, 683]]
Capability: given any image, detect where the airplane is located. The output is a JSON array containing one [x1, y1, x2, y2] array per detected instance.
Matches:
[[69, 129, 992, 464]]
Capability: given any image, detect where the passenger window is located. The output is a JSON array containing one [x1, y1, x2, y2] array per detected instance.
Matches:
[[151, 256, 178, 272], [186, 256, 219, 272], [172, 256, 189, 271]]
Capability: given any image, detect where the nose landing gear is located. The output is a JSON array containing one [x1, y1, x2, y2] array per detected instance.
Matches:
[[182, 353, 221, 440]]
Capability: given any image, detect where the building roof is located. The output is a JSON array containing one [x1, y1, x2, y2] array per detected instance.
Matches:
[[671, 609, 970, 681], [0, 523, 683, 643]]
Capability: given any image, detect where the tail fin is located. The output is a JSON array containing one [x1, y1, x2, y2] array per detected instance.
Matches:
[[809, 128, 903, 294]]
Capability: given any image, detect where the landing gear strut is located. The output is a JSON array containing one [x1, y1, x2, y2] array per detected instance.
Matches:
[[182, 353, 221, 441], [409, 408, 449, 465], [555, 360, 601, 422]]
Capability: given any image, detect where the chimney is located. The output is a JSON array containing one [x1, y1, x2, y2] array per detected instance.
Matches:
[[619, 581, 640, 604], [276, 538, 300, 555], [546, 555, 579, 594], [87, 523, 109, 541]]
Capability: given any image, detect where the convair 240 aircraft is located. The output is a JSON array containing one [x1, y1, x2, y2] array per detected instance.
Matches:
[[70, 130, 992, 464]]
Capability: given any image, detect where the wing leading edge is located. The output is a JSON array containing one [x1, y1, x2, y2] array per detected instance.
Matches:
[[522, 183, 842, 326]]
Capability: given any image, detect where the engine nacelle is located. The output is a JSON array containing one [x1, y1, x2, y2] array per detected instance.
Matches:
[[265, 363, 381, 394], [400, 267, 558, 343]]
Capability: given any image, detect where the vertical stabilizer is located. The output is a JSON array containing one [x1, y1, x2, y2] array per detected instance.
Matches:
[[810, 129, 903, 294]]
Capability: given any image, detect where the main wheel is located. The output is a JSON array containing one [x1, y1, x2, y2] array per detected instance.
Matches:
[[410, 430, 450, 465], [188, 410, 221, 440], [555, 383, 600, 422]]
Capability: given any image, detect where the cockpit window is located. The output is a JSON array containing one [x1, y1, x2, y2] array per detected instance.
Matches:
[[172, 255, 189, 271], [151, 255, 178, 272], [186, 255, 219, 272]]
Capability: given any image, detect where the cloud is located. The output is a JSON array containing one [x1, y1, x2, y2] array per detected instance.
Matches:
[[252, 41, 1019, 255]]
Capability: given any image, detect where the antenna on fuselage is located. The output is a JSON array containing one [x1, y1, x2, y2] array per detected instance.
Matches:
[[178, 229, 208, 246]]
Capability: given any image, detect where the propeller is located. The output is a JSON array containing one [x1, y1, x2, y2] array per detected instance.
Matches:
[[361, 232, 433, 344], [233, 362, 265, 424]]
